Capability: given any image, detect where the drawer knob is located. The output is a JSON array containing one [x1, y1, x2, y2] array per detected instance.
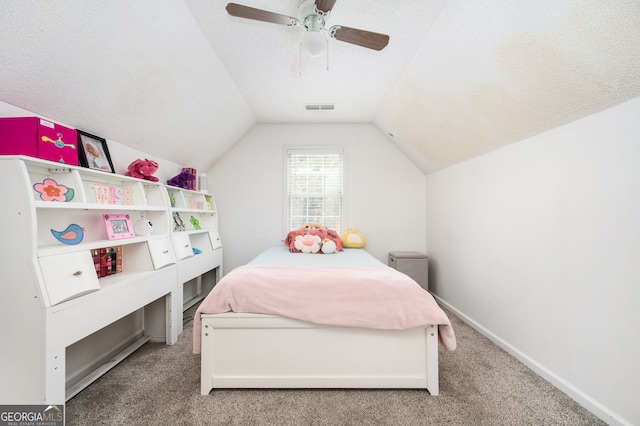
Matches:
[[73, 271, 83, 276], [162, 250, 169, 254]]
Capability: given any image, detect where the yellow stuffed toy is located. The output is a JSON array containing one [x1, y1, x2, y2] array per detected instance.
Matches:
[[341, 229, 366, 248]]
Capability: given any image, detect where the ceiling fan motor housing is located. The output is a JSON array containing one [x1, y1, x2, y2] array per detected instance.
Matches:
[[299, 0, 327, 31]]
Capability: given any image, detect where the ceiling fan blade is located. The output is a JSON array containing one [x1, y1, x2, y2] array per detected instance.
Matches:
[[226, 3, 299, 26], [315, 0, 337, 14], [329, 25, 389, 51]]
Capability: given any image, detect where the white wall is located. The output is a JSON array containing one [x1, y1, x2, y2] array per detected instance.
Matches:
[[208, 123, 426, 273], [425, 97, 640, 425]]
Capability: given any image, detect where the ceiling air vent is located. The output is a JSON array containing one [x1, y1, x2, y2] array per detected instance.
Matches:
[[305, 103, 335, 111]]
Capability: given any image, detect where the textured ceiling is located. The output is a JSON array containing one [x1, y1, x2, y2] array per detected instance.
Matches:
[[184, 0, 444, 123], [377, 0, 640, 172], [1, 1, 639, 174]]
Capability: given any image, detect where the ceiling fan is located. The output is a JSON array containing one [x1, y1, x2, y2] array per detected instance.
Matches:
[[226, 0, 390, 67]]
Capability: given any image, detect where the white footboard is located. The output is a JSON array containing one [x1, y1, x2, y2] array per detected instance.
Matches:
[[200, 313, 439, 395]]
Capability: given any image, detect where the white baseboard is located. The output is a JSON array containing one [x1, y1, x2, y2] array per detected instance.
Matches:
[[434, 295, 632, 426]]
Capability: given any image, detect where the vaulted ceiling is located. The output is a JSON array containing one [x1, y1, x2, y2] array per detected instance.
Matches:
[[1, 1, 639, 174]]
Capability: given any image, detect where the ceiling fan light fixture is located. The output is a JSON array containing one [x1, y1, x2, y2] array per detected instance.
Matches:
[[225, 1, 391, 69], [302, 30, 327, 57]]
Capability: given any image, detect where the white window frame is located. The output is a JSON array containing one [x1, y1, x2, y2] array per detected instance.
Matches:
[[284, 147, 346, 234]]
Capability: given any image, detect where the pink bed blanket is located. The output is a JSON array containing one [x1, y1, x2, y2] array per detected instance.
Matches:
[[193, 264, 456, 353]]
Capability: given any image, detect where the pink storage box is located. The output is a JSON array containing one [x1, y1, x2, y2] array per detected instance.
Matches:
[[0, 117, 78, 165]]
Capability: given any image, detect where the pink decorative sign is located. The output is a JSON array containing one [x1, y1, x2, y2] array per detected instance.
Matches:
[[92, 184, 134, 205]]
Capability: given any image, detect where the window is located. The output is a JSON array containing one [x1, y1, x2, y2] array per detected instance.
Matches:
[[286, 148, 344, 233]]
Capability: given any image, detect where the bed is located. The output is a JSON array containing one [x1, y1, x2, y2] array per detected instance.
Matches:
[[194, 246, 456, 396]]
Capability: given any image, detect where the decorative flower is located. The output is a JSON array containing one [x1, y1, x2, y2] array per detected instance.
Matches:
[[33, 178, 72, 202], [294, 234, 322, 253]]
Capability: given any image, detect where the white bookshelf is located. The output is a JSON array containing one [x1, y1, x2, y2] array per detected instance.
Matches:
[[166, 185, 223, 335], [0, 156, 180, 404]]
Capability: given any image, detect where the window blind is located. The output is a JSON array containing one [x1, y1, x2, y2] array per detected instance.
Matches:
[[287, 149, 343, 233]]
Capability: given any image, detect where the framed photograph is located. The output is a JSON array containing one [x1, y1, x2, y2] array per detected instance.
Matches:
[[77, 130, 115, 173], [103, 214, 135, 240]]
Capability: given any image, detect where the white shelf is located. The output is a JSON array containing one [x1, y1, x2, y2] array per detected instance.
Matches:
[[0, 156, 182, 404], [38, 235, 157, 256], [35, 201, 167, 212], [171, 207, 216, 214], [46, 269, 166, 314], [174, 229, 213, 235], [165, 184, 222, 321]]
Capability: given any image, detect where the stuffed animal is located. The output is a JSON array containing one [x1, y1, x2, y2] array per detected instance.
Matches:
[[284, 224, 344, 253], [125, 159, 159, 182], [167, 170, 196, 189], [341, 229, 366, 248], [302, 222, 324, 230], [294, 234, 322, 253], [321, 238, 337, 254]]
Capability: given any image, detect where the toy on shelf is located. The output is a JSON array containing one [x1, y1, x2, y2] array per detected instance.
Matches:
[[182, 167, 197, 190], [125, 159, 159, 182], [167, 170, 195, 189]]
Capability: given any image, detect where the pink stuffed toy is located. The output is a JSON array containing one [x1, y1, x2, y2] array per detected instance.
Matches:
[[126, 159, 159, 182]]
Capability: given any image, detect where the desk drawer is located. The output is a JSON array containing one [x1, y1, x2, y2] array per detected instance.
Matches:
[[147, 238, 176, 270], [173, 233, 194, 260], [39, 251, 100, 306]]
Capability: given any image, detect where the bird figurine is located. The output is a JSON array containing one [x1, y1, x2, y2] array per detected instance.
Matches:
[[51, 224, 85, 245]]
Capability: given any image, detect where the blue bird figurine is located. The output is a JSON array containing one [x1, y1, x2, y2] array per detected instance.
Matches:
[[51, 224, 84, 245]]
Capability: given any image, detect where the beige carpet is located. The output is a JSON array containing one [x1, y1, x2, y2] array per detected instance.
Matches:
[[66, 307, 605, 425]]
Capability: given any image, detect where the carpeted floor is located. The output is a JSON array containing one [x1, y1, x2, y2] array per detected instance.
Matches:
[[65, 307, 606, 425]]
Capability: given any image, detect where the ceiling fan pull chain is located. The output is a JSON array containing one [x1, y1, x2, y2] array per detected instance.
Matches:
[[299, 42, 303, 76], [326, 38, 329, 71]]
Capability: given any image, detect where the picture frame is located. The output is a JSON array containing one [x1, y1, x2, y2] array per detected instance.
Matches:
[[173, 212, 186, 232], [77, 130, 115, 173], [103, 214, 135, 240]]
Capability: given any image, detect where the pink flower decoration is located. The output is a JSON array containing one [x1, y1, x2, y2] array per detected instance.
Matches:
[[34, 178, 69, 202]]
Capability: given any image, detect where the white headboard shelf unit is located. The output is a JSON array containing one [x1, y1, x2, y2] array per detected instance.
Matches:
[[0, 156, 181, 404], [166, 185, 223, 335]]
